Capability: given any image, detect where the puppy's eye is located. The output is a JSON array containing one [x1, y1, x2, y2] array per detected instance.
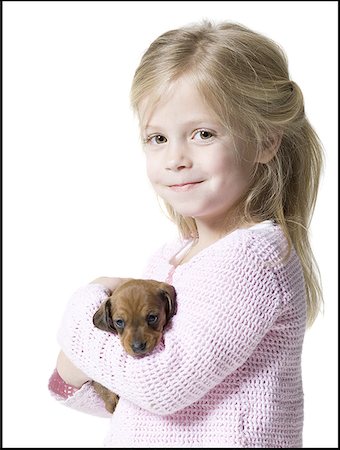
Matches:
[[114, 319, 125, 329], [147, 314, 158, 325]]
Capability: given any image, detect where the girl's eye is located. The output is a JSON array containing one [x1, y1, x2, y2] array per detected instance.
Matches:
[[114, 319, 125, 329], [147, 314, 158, 325], [193, 130, 214, 141], [145, 134, 168, 145]]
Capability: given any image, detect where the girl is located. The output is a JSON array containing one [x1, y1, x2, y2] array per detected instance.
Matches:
[[49, 20, 323, 448]]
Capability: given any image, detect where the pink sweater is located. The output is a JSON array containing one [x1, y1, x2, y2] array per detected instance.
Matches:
[[51, 221, 306, 448]]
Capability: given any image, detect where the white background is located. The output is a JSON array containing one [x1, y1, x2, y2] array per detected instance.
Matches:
[[3, 1, 338, 448]]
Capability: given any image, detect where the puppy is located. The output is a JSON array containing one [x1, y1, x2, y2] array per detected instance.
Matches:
[[92, 278, 177, 413]]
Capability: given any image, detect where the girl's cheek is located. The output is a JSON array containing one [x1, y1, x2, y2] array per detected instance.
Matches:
[[145, 158, 158, 183]]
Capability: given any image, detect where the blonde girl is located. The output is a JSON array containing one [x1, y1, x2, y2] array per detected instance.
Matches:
[[49, 20, 323, 448]]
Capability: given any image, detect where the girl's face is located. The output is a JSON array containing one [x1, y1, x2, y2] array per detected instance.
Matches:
[[140, 77, 255, 227]]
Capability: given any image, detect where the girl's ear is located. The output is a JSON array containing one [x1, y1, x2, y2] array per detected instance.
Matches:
[[257, 132, 283, 164]]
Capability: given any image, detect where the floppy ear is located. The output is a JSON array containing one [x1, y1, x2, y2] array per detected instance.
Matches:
[[93, 299, 117, 334], [159, 283, 177, 325]]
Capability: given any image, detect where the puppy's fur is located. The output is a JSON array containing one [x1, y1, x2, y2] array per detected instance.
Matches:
[[92, 278, 177, 413]]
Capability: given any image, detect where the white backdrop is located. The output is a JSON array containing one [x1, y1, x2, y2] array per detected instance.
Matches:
[[3, 1, 338, 448]]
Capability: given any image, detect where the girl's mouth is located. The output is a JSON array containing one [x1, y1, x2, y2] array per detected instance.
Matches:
[[168, 181, 203, 192]]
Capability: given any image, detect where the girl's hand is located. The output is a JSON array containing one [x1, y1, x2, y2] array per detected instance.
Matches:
[[90, 277, 127, 294]]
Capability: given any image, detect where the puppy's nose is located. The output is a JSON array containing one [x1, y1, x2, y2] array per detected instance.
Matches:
[[131, 341, 147, 354]]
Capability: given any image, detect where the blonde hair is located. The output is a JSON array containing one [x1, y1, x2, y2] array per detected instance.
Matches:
[[130, 20, 323, 327]]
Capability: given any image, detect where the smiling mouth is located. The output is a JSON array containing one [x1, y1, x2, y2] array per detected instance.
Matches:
[[168, 181, 203, 192]]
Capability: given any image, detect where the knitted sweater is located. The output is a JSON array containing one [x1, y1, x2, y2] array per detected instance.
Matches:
[[51, 221, 306, 448]]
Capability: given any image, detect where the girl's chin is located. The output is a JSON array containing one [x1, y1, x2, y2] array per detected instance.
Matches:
[[164, 204, 207, 218]]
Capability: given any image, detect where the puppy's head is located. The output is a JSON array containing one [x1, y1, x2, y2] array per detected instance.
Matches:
[[93, 279, 177, 357]]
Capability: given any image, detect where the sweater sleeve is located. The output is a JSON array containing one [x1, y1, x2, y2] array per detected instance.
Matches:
[[57, 237, 287, 416], [48, 368, 111, 418]]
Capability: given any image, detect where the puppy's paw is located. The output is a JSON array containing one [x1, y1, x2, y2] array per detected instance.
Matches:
[[92, 381, 120, 414], [104, 392, 120, 414]]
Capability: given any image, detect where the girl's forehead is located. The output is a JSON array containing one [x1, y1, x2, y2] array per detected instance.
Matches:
[[137, 77, 221, 130], [137, 78, 183, 123]]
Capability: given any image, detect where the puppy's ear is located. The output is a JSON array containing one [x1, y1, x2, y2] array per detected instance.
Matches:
[[93, 299, 117, 334], [159, 283, 177, 325]]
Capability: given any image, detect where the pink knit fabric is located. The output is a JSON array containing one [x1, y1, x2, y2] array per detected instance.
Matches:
[[48, 368, 79, 399], [50, 221, 306, 447]]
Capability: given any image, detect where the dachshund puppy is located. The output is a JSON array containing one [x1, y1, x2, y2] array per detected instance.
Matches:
[[92, 278, 177, 413]]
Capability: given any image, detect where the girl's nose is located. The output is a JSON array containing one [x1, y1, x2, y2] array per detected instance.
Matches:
[[166, 142, 192, 171]]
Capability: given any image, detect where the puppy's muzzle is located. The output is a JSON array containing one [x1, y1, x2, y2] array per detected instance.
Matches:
[[131, 340, 147, 354]]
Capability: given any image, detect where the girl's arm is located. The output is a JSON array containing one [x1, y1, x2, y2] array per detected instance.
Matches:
[[49, 277, 129, 416], [57, 239, 295, 416], [48, 280, 118, 417], [56, 350, 90, 388], [55, 276, 130, 387]]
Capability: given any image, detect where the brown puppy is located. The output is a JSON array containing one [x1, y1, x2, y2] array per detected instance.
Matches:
[[92, 278, 177, 413]]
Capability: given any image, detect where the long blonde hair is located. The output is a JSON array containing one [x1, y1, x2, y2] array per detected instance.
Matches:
[[130, 20, 323, 327]]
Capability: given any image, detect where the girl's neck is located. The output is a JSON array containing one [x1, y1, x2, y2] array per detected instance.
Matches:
[[178, 215, 254, 266], [194, 214, 248, 247]]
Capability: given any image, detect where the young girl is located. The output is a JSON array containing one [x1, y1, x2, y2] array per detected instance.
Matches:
[[48, 20, 323, 448]]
